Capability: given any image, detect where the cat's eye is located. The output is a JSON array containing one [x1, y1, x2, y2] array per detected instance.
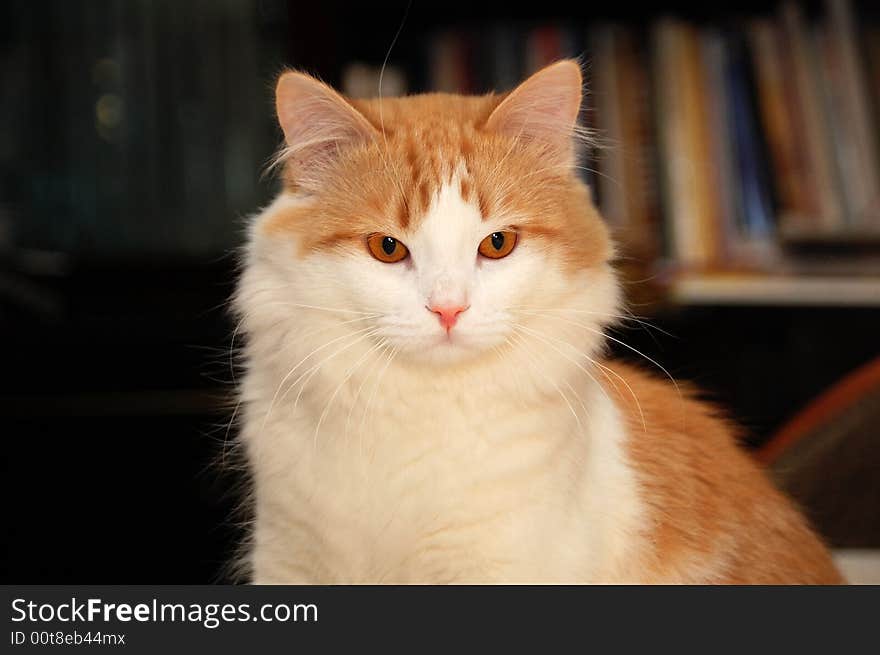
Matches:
[[478, 231, 517, 259], [367, 233, 409, 263]]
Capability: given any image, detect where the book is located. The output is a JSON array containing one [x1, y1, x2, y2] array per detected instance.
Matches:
[[780, 1, 846, 233], [748, 19, 812, 229], [702, 29, 740, 264], [653, 20, 695, 266], [619, 31, 662, 261], [429, 31, 473, 93], [653, 20, 719, 268], [590, 25, 626, 231], [726, 30, 776, 252], [681, 24, 722, 266], [826, 0, 880, 227]]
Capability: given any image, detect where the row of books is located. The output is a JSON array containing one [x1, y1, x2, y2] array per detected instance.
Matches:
[[424, 1, 880, 272]]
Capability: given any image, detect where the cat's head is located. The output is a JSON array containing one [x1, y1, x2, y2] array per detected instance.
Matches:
[[242, 60, 618, 372]]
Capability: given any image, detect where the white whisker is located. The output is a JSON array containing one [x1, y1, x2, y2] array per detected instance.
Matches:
[[508, 332, 582, 428], [360, 344, 399, 440], [260, 325, 378, 434], [288, 328, 381, 418], [348, 340, 392, 447], [510, 323, 603, 422], [313, 337, 389, 449]]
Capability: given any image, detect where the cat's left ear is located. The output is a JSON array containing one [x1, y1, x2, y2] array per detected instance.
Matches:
[[484, 60, 583, 167], [275, 71, 378, 189]]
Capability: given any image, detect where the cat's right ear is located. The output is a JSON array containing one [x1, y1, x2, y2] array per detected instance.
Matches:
[[274, 71, 377, 189], [484, 60, 584, 168]]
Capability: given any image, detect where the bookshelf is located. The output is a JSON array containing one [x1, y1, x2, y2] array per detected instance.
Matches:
[[667, 272, 880, 306], [5, 0, 877, 286]]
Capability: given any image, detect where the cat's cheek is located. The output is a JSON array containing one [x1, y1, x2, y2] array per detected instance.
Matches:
[[492, 253, 570, 315]]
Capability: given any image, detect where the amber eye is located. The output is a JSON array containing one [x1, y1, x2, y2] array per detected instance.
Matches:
[[367, 233, 409, 263], [478, 231, 517, 259]]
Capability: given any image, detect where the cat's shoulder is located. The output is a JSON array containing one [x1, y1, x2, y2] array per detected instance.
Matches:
[[599, 358, 759, 489], [600, 359, 842, 584]]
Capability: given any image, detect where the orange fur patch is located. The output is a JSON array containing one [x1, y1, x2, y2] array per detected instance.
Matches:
[[602, 360, 843, 584]]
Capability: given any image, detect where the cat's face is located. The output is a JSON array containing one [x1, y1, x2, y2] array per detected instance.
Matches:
[[246, 61, 617, 371]]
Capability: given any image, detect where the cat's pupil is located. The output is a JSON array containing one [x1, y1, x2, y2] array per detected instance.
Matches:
[[382, 237, 397, 255], [491, 232, 504, 250]]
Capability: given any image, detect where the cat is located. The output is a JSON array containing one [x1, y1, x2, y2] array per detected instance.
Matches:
[[233, 59, 843, 584]]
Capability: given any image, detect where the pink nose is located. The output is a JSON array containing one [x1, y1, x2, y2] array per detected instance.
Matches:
[[428, 304, 468, 331]]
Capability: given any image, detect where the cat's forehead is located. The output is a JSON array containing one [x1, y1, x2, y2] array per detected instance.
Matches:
[[380, 128, 489, 231], [318, 95, 503, 234]]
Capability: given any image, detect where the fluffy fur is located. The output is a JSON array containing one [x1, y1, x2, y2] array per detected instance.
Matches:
[[233, 60, 842, 583]]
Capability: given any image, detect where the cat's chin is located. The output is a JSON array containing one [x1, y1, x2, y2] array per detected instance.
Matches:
[[395, 330, 503, 367]]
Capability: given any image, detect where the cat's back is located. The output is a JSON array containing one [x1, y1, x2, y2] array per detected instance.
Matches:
[[603, 360, 843, 584]]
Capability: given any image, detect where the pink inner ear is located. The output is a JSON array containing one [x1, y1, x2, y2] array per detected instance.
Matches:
[[485, 60, 583, 165], [275, 72, 376, 186]]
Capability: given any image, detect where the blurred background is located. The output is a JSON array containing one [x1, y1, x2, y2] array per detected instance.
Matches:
[[1, 0, 878, 582]]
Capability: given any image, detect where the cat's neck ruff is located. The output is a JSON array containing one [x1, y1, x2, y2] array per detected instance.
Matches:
[[240, 327, 646, 583]]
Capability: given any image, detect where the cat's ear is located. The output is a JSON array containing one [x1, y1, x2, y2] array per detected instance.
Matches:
[[484, 59, 583, 167], [275, 71, 377, 188]]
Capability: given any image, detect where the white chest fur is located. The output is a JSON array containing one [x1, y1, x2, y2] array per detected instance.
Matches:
[[240, 354, 645, 584]]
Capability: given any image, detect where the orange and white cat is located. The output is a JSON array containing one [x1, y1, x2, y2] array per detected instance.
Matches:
[[234, 60, 842, 584]]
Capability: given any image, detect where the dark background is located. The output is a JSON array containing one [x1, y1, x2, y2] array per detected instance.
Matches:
[[2, 0, 878, 582]]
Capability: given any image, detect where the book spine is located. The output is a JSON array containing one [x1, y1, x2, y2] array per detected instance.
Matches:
[[780, 1, 845, 232], [749, 19, 810, 227], [827, 0, 880, 226], [702, 29, 739, 265], [618, 28, 662, 260], [591, 25, 626, 231], [726, 31, 777, 247]]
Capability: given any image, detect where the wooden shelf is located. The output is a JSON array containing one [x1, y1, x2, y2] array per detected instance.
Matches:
[[668, 273, 880, 307]]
